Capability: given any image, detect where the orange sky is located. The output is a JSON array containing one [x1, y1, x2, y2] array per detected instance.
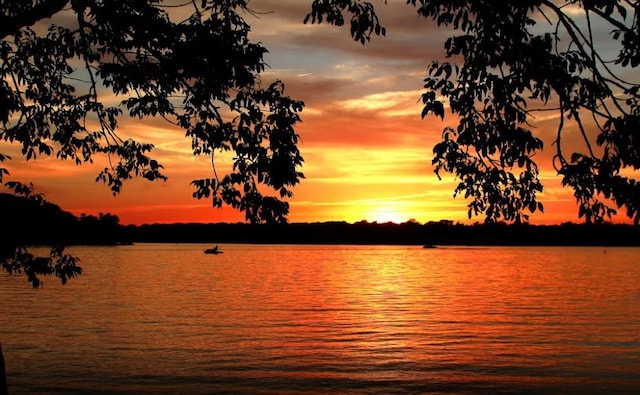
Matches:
[[0, 1, 632, 225]]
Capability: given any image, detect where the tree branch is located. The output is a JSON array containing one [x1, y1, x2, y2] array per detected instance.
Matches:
[[587, 4, 633, 33], [0, 0, 69, 39]]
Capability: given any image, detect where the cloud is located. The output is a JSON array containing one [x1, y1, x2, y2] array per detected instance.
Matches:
[[7, 0, 628, 226]]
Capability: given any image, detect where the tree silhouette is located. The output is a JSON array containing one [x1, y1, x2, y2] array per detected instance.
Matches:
[[4, 1, 640, 289], [0, 189, 82, 288], [1, 1, 304, 287], [1, 1, 303, 224], [306, 0, 640, 224]]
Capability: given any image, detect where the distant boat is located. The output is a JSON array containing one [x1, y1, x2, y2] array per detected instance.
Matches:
[[204, 245, 223, 254], [422, 244, 437, 249]]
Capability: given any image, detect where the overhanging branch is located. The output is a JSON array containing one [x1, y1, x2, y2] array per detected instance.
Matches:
[[0, 0, 69, 39]]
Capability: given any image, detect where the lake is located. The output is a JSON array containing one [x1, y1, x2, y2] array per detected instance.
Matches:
[[1, 244, 639, 394]]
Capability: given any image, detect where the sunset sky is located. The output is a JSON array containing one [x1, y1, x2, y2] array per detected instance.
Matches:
[[1, 1, 632, 225]]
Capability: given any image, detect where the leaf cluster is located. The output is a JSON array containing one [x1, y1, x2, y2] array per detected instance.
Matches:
[[308, 0, 640, 224], [0, 190, 82, 288], [1, 245, 82, 288], [1, 0, 304, 225]]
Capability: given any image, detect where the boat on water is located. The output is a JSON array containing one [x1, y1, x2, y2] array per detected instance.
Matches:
[[423, 244, 437, 249], [204, 245, 223, 254]]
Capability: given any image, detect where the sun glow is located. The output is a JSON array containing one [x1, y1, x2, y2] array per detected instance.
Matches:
[[367, 207, 410, 224], [2, 1, 602, 227]]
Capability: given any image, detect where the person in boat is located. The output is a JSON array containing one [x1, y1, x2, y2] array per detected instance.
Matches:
[[205, 245, 223, 254]]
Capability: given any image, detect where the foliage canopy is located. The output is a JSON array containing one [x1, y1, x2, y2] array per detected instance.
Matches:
[[3, 0, 640, 286], [1, 0, 304, 286], [1, 0, 304, 224], [307, 0, 640, 224]]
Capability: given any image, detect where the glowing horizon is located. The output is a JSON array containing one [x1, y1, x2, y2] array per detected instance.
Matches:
[[0, 1, 634, 226]]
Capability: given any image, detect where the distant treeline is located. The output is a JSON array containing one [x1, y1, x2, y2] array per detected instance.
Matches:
[[3, 193, 638, 246], [2, 193, 124, 246], [124, 220, 640, 247]]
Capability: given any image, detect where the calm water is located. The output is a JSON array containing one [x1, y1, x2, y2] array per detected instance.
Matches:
[[1, 244, 639, 394]]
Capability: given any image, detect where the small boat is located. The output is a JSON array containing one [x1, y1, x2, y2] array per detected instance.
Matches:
[[204, 245, 223, 254], [422, 244, 437, 249]]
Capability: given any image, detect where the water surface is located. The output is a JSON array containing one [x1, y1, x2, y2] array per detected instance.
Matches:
[[1, 244, 639, 394]]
